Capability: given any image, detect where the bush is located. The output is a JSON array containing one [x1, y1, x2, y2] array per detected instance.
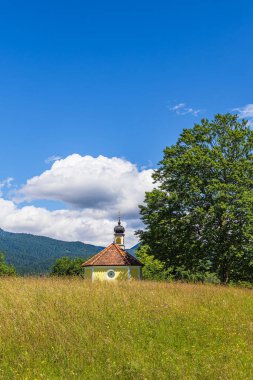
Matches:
[[136, 245, 174, 281], [50, 256, 85, 277], [229, 281, 253, 289], [0, 252, 16, 276], [175, 268, 220, 284]]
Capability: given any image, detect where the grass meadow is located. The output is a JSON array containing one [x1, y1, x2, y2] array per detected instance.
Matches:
[[0, 278, 252, 379]]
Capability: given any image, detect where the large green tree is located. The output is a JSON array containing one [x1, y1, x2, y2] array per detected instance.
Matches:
[[137, 114, 253, 283]]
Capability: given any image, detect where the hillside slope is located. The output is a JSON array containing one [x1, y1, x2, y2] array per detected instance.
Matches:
[[0, 229, 104, 274]]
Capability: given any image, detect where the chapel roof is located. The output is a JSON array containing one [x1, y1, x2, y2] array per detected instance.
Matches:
[[81, 243, 143, 267]]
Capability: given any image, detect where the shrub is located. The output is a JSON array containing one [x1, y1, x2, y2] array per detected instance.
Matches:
[[0, 252, 16, 276], [136, 245, 174, 281], [50, 256, 85, 276]]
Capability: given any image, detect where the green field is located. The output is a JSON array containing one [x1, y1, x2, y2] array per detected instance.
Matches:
[[0, 278, 252, 379]]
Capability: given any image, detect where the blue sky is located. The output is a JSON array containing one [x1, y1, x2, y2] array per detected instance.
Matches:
[[0, 1, 253, 246]]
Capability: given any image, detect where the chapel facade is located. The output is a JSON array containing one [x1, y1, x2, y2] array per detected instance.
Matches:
[[81, 218, 143, 281]]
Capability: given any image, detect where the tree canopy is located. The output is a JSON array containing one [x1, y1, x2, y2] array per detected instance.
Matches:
[[136, 245, 173, 281], [0, 252, 16, 276], [137, 114, 253, 283], [50, 256, 86, 276]]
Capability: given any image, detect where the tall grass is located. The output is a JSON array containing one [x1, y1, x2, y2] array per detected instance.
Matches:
[[0, 278, 252, 379]]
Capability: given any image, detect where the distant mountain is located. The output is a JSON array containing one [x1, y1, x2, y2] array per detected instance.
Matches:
[[0, 229, 139, 275], [127, 243, 140, 256], [0, 229, 104, 275]]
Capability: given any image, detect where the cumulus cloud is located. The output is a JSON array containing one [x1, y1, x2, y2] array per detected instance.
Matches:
[[15, 154, 154, 220], [0, 198, 139, 247], [233, 104, 253, 126], [169, 103, 201, 116], [2, 155, 154, 246]]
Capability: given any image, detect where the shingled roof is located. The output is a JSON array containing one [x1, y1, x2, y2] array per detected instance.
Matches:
[[81, 243, 143, 267]]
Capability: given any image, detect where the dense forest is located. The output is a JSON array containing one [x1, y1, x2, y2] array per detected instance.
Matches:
[[0, 229, 104, 275]]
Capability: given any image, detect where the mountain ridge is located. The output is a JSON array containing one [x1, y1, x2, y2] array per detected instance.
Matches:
[[0, 229, 138, 275], [0, 229, 104, 275]]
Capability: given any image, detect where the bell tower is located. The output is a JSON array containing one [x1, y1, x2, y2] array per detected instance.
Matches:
[[114, 216, 125, 250]]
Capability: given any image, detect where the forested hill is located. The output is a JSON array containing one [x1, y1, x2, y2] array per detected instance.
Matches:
[[0, 229, 104, 275]]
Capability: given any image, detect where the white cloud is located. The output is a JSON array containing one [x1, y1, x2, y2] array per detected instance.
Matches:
[[169, 103, 201, 116], [0, 198, 139, 247], [0, 177, 14, 196], [140, 160, 153, 170], [170, 103, 185, 111], [233, 104, 253, 126], [2, 155, 155, 247], [15, 154, 154, 220], [45, 155, 62, 164]]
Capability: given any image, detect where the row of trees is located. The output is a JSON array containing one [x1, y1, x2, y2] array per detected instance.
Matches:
[[136, 114, 253, 284]]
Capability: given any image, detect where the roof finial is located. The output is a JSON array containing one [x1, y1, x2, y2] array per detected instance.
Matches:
[[118, 211, 121, 225]]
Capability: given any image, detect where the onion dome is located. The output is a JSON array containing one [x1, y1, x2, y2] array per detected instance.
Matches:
[[114, 218, 125, 234]]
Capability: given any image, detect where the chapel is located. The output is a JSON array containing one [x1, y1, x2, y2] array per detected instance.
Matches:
[[81, 218, 143, 281]]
